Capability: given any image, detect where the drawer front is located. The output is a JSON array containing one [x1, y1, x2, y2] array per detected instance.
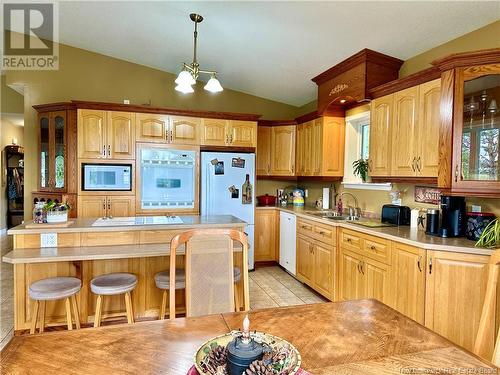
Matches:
[[340, 229, 362, 251], [313, 222, 336, 245], [363, 236, 391, 265], [297, 218, 314, 236]]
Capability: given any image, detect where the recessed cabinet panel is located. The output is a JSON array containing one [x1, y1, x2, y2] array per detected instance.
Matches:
[[201, 118, 228, 146], [369, 95, 393, 176], [270, 126, 296, 176], [256, 126, 271, 176], [108, 111, 135, 159], [229, 121, 257, 147], [78, 109, 107, 159], [170, 116, 201, 145], [418, 79, 441, 177], [296, 235, 314, 285], [136, 113, 169, 143]]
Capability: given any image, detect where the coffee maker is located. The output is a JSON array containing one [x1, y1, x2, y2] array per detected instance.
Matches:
[[438, 195, 466, 238]]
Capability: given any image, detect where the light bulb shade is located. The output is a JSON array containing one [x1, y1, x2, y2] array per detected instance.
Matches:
[[175, 70, 196, 86], [175, 83, 194, 94], [204, 76, 223, 93]]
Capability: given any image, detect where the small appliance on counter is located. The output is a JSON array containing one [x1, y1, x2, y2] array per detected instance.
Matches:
[[256, 194, 276, 206], [465, 212, 496, 241], [381, 204, 411, 226], [425, 208, 440, 235], [438, 195, 466, 238]]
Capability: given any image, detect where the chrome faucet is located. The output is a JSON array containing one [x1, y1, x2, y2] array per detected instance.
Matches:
[[339, 192, 361, 220]]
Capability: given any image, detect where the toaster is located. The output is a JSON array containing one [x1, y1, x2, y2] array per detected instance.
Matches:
[[381, 204, 411, 226]]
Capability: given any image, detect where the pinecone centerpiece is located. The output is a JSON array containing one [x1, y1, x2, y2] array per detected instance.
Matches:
[[200, 345, 228, 375], [244, 360, 275, 375], [226, 315, 265, 375]]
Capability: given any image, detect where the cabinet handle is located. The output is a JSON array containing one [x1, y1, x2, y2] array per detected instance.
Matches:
[[291, 164, 295, 174], [347, 238, 352, 243], [108, 201, 111, 210], [230, 134, 233, 143], [417, 256, 423, 272], [165, 129, 169, 141], [267, 164, 270, 174], [103, 201, 106, 210], [170, 130, 174, 143], [319, 231, 326, 235], [357, 262, 361, 274], [360, 261, 365, 275], [102, 145, 106, 157], [411, 157, 416, 172], [429, 257, 433, 274], [107, 145, 111, 157], [416, 156, 421, 172], [370, 245, 376, 251], [455, 165, 459, 182]]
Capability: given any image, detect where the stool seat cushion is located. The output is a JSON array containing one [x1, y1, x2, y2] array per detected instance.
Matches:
[[234, 267, 241, 283], [91, 273, 138, 296], [29, 277, 81, 301], [155, 269, 186, 290]]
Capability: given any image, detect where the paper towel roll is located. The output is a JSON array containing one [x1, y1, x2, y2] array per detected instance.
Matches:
[[410, 209, 419, 228], [322, 188, 330, 210]]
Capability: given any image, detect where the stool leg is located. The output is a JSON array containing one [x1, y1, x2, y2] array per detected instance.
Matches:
[[65, 298, 73, 330], [124, 292, 134, 324], [30, 300, 40, 334], [159, 290, 167, 320], [39, 301, 46, 333], [94, 295, 103, 328], [71, 295, 81, 329], [234, 282, 240, 312]]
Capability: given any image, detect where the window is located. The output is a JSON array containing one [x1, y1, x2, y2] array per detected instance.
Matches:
[[360, 123, 370, 160]]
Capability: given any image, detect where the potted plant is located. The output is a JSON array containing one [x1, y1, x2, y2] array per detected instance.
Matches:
[[475, 219, 500, 248], [352, 159, 369, 182], [44, 202, 71, 224]]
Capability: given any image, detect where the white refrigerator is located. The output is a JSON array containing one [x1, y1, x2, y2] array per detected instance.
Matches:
[[200, 152, 255, 270]]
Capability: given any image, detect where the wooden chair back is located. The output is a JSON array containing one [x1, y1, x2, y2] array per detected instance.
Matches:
[[474, 248, 500, 365], [169, 229, 249, 319]]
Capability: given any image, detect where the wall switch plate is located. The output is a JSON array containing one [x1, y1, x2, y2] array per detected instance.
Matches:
[[40, 233, 57, 248], [123, 99, 130, 104]]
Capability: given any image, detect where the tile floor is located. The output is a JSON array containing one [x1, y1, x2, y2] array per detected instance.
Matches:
[[249, 265, 326, 309], [0, 232, 324, 350], [0, 232, 14, 351]]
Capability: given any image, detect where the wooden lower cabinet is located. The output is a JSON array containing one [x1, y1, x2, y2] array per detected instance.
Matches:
[[296, 231, 335, 300], [391, 243, 426, 324], [78, 195, 135, 218], [338, 248, 365, 300], [363, 258, 391, 305], [254, 209, 279, 262], [424, 250, 491, 354]]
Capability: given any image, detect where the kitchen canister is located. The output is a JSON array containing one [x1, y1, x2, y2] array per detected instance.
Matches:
[[465, 212, 496, 241]]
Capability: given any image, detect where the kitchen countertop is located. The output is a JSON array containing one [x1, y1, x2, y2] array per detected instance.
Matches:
[[7, 215, 246, 235], [1, 300, 493, 374], [257, 205, 495, 255]]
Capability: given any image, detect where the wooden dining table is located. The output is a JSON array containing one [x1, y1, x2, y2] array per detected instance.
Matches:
[[0, 299, 496, 374]]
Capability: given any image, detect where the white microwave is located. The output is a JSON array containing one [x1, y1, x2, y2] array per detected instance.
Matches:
[[82, 163, 132, 191]]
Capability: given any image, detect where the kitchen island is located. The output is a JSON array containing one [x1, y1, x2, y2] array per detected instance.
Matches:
[[3, 215, 249, 332], [0, 300, 494, 374]]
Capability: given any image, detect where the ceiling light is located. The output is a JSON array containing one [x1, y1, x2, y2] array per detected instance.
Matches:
[[204, 74, 224, 93], [340, 99, 346, 104], [174, 13, 223, 94]]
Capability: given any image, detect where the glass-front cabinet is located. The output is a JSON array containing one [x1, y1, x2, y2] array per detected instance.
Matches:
[[446, 59, 500, 196], [136, 144, 199, 214], [38, 111, 67, 191]]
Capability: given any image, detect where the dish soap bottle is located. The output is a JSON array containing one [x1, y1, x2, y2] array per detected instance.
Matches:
[[337, 196, 343, 216], [242, 174, 252, 204]]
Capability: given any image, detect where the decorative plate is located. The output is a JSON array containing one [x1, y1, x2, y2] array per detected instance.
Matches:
[[194, 330, 301, 375]]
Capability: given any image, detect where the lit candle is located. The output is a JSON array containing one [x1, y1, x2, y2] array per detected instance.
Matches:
[[243, 315, 250, 333]]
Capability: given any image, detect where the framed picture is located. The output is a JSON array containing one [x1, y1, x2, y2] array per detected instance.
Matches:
[[214, 161, 224, 175], [232, 157, 245, 168]]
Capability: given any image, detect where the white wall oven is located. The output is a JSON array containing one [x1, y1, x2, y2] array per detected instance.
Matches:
[[136, 144, 199, 213], [82, 163, 132, 191]]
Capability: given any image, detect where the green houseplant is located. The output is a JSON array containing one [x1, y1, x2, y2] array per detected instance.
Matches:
[[352, 159, 369, 182], [44, 202, 71, 224], [475, 219, 500, 248]]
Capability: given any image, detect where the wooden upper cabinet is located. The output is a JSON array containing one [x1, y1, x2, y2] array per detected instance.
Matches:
[[369, 95, 393, 176], [229, 121, 257, 147], [391, 86, 419, 176], [311, 119, 323, 175], [107, 111, 135, 159], [295, 124, 305, 175], [425, 250, 490, 354], [78, 109, 107, 159], [256, 126, 271, 176], [417, 79, 440, 177], [170, 116, 201, 145], [135, 113, 169, 143], [270, 125, 296, 176], [391, 243, 426, 324], [201, 118, 228, 146], [321, 117, 345, 176]]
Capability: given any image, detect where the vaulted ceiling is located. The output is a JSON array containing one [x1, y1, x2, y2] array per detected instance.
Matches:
[[54, 1, 499, 106]]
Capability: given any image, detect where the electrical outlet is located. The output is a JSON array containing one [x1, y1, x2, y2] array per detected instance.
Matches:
[[471, 205, 482, 213], [40, 233, 57, 248], [123, 99, 130, 104]]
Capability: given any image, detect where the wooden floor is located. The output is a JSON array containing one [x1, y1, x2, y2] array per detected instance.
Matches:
[[0, 232, 13, 351]]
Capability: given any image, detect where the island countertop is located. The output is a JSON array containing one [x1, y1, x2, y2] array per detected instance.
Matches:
[[7, 215, 246, 235]]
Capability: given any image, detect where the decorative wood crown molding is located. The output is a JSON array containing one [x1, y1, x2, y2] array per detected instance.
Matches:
[[432, 48, 500, 71], [257, 119, 297, 127], [33, 100, 262, 121]]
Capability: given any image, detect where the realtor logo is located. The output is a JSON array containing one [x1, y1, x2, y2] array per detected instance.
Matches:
[[2, 2, 59, 70]]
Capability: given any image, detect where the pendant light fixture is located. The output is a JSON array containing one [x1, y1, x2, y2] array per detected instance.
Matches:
[[175, 13, 223, 94]]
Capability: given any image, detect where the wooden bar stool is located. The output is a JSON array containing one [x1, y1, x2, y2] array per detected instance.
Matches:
[[91, 273, 137, 327], [155, 269, 185, 320], [28, 277, 81, 334]]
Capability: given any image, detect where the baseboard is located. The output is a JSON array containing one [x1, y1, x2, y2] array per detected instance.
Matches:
[[254, 261, 279, 268]]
